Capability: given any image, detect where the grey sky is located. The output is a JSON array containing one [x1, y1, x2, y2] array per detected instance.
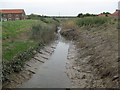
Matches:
[[0, 0, 119, 16]]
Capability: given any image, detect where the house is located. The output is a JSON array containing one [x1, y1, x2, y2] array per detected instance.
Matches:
[[0, 9, 26, 21], [107, 14, 112, 17], [98, 14, 106, 17], [98, 13, 112, 17], [112, 9, 120, 19]]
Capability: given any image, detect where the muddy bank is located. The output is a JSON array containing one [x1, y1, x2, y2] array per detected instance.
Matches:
[[2, 40, 58, 88], [66, 42, 105, 88], [61, 23, 119, 88]]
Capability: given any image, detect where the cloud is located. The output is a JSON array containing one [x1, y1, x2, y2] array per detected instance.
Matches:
[[0, 0, 119, 15]]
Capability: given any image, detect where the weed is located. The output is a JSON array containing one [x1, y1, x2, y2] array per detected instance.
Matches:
[[76, 17, 111, 27]]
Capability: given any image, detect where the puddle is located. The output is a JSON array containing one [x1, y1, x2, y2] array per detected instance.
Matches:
[[21, 27, 70, 88]]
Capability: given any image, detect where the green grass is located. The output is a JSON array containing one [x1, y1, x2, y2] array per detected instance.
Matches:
[[2, 19, 58, 81], [76, 17, 111, 26], [2, 19, 58, 61], [2, 20, 43, 39], [3, 40, 37, 61], [114, 21, 120, 24], [0, 22, 2, 39], [2, 20, 40, 61]]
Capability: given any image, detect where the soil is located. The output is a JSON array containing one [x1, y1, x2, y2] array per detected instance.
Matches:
[[62, 23, 119, 88]]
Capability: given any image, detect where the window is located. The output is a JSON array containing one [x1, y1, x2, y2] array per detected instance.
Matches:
[[8, 14, 12, 17], [16, 14, 18, 17], [22, 13, 24, 16], [15, 18, 20, 20], [8, 18, 12, 21], [3, 14, 6, 17], [1, 18, 7, 21]]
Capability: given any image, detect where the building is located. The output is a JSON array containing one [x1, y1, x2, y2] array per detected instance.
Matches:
[[0, 9, 26, 21], [98, 14, 112, 17], [107, 14, 112, 17], [98, 14, 106, 17], [112, 9, 120, 19]]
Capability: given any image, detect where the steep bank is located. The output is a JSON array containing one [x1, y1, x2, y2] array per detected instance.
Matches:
[[61, 18, 119, 88], [3, 40, 58, 88], [21, 29, 70, 88], [3, 27, 70, 88], [2, 19, 59, 83]]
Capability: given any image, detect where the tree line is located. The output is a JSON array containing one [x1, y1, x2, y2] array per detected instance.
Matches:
[[77, 12, 111, 18]]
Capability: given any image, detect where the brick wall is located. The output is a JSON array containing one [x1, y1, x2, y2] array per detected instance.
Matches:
[[2, 11, 26, 21]]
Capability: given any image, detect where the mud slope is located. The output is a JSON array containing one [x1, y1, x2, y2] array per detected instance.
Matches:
[[62, 23, 119, 88]]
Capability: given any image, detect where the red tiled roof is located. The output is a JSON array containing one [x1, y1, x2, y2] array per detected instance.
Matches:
[[98, 14, 106, 16], [0, 9, 24, 14], [113, 9, 120, 15], [108, 14, 112, 17]]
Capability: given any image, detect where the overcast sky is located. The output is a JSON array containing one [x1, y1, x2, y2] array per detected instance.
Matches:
[[0, 0, 119, 16]]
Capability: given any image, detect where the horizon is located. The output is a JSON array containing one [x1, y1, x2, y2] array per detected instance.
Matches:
[[0, 0, 119, 16]]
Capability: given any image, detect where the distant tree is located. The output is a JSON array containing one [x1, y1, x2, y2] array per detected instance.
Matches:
[[83, 13, 97, 17], [77, 13, 98, 18], [77, 13, 83, 18], [27, 13, 42, 19], [84, 13, 91, 17], [101, 12, 111, 17], [103, 12, 111, 14]]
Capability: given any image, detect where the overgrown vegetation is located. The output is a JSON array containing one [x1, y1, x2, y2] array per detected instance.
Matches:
[[27, 13, 47, 19], [62, 17, 112, 31], [76, 17, 111, 26], [2, 19, 58, 82], [30, 24, 56, 41], [2, 20, 42, 40], [77, 13, 98, 18]]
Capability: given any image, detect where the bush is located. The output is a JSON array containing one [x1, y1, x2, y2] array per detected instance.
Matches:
[[30, 23, 56, 42], [76, 17, 111, 26], [63, 21, 77, 30]]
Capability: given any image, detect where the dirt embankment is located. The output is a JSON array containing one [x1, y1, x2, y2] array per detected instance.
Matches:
[[61, 23, 119, 88]]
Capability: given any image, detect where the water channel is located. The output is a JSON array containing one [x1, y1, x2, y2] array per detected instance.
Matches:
[[21, 27, 70, 88]]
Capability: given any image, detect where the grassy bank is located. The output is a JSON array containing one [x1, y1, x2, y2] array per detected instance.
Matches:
[[2, 19, 59, 81], [61, 17, 118, 88]]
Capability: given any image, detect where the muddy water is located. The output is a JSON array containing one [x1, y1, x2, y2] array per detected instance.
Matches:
[[21, 27, 70, 88]]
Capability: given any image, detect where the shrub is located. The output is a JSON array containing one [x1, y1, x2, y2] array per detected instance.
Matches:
[[76, 17, 111, 27], [30, 23, 56, 42], [63, 20, 77, 30]]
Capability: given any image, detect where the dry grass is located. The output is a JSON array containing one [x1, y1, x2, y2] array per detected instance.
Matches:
[[62, 19, 78, 30]]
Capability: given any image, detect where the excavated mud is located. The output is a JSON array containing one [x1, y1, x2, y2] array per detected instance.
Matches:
[[66, 42, 105, 88], [62, 23, 119, 88]]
